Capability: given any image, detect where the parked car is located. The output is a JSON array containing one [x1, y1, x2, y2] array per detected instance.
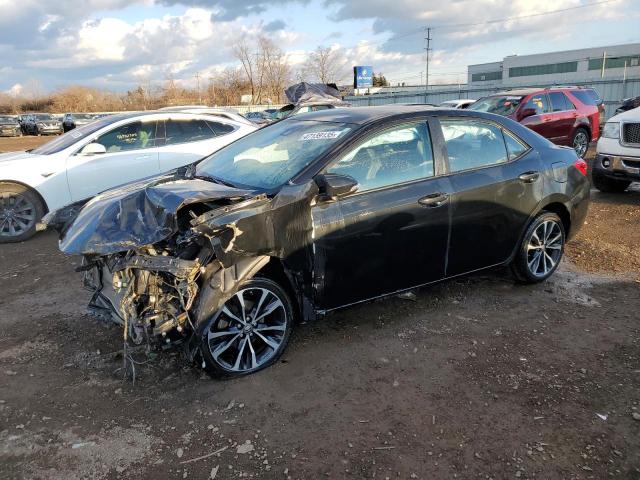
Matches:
[[50, 106, 590, 378], [0, 111, 256, 242], [17, 115, 30, 135], [0, 116, 22, 137], [468, 87, 603, 157], [22, 113, 63, 136], [243, 110, 277, 125], [614, 96, 640, 115], [62, 113, 103, 132], [439, 99, 476, 109], [158, 106, 256, 127], [593, 107, 640, 192]]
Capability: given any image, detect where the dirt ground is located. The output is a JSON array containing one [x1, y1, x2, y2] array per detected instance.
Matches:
[[1, 137, 639, 480]]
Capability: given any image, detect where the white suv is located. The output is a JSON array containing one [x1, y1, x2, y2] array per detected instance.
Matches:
[[0, 111, 256, 242], [594, 107, 640, 192]]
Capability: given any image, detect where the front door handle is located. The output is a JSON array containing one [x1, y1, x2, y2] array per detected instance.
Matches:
[[418, 192, 449, 208], [518, 171, 540, 183]]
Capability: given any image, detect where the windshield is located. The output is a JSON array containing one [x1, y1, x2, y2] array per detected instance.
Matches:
[[0, 116, 17, 123], [31, 116, 118, 155], [35, 114, 55, 121], [196, 120, 353, 190], [468, 95, 524, 116]]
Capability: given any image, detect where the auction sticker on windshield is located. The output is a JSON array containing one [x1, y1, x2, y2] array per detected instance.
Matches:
[[299, 131, 344, 141]]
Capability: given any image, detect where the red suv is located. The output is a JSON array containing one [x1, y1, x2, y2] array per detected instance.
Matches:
[[469, 87, 603, 157]]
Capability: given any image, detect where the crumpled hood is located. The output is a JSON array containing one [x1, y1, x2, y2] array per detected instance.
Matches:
[[58, 173, 255, 255], [0, 151, 37, 164]]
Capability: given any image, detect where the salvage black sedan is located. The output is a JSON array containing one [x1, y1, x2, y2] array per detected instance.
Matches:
[[51, 106, 590, 378]]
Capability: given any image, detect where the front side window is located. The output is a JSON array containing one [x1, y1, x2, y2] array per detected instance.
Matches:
[[441, 120, 508, 172], [196, 120, 353, 190], [165, 119, 215, 145], [96, 121, 157, 152], [523, 94, 551, 115], [327, 123, 434, 192]]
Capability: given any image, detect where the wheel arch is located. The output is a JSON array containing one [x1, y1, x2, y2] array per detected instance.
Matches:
[[573, 122, 591, 142], [539, 201, 571, 237], [0, 179, 49, 214], [256, 257, 305, 322]]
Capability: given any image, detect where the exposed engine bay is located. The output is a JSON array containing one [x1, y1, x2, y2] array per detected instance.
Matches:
[[47, 168, 320, 379]]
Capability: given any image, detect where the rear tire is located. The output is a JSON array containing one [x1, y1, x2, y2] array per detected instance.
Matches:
[[200, 277, 294, 378], [510, 212, 565, 284], [572, 128, 589, 158], [0, 183, 45, 243], [592, 171, 631, 193]]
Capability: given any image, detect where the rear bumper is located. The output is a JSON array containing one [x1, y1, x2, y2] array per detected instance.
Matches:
[[568, 178, 590, 240], [593, 153, 640, 182]]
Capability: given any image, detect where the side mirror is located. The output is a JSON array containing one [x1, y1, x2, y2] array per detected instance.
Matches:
[[519, 108, 537, 120], [316, 173, 358, 199], [79, 142, 107, 156]]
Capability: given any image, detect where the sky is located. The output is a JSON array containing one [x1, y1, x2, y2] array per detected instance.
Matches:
[[0, 0, 638, 95]]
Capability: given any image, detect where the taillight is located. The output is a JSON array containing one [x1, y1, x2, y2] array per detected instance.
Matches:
[[574, 158, 588, 176]]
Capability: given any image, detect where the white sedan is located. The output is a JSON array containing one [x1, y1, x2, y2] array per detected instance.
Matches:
[[0, 111, 256, 242]]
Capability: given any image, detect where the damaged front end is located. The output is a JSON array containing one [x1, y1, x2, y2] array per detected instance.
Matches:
[[56, 171, 317, 378]]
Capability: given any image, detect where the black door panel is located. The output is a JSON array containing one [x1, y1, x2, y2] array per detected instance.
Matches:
[[312, 177, 452, 309], [446, 152, 543, 275]]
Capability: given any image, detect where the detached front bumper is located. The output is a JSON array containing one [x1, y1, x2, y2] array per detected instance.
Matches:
[[594, 153, 640, 182]]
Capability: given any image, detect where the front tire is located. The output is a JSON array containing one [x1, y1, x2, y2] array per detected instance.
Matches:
[[200, 277, 294, 378], [0, 183, 45, 243], [511, 212, 565, 284], [592, 171, 631, 193]]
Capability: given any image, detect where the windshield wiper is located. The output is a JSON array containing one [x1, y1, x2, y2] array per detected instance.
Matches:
[[196, 174, 238, 189]]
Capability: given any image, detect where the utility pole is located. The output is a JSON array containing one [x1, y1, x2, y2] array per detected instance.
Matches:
[[424, 27, 432, 91], [600, 51, 606, 79], [208, 76, 216, 106], [194, 72, 201, 104]]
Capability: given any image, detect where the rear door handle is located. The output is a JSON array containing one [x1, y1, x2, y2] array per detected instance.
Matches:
[[418, 192, 449, 208], [518, 171, 540, 183]]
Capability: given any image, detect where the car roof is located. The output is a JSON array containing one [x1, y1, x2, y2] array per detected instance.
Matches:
[[286, 104, 518, 126], [289, 105, 441, 125]]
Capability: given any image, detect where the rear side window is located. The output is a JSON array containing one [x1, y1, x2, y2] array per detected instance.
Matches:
[[96, 121, 157, 152], [206, 121, 236, 136], [571, 89, 601, 106], [503, 131, 529, 160], [549, 92, 575, 112], [165, 119, 215, 145], [328, 122, 434, 192], [441, 120, 508, 172]]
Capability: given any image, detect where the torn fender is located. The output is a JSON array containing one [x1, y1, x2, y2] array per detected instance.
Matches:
[[193, 255, 270, 327], [58, 175, 254, 255]]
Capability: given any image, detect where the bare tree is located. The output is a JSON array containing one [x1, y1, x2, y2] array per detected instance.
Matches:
[[258, 36, 291, 103], [233, 39, 257, 103], [303, 46, 348, 84]]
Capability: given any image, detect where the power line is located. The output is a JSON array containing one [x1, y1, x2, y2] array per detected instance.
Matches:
[[432, 0, 618, 30], [346, 0, 619, 49]]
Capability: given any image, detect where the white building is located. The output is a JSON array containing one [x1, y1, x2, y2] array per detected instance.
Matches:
[[468, 43, 640, 87]]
